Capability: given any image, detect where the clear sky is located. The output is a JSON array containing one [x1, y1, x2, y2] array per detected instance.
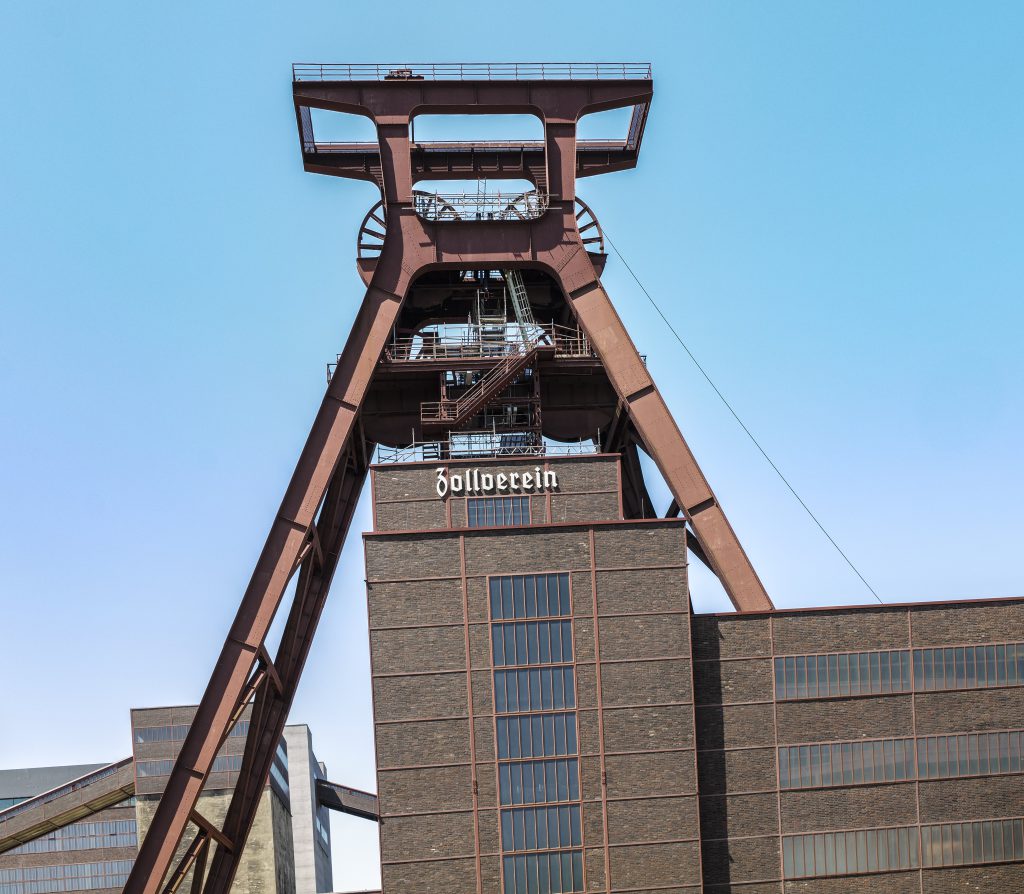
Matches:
[[1, 2, 1022, 889]]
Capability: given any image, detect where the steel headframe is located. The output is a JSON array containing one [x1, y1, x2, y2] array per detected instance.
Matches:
[[124, 62, 772, 894]]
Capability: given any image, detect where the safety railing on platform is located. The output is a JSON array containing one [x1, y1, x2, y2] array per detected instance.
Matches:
[[376, 436, 598, 464], [382, 323, 591, 364], [293, 62, 652, 82], [304, 138, 641, 154]]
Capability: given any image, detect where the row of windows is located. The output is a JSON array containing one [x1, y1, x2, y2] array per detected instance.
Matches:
[[502, 851, 584, 894], [784, 826, 919, 878], [495, 667, 576, 713], [492, 621, 574, 668], [501, 805, 582, 853], [490, 574, 571, 621], [137, 753, 243, 778], [133, 719, 249, 745], [784, 817, 1024, 879], [0, 860, 134, 894], [497, 713, 579, 761], [781, 729, 1024, 790], [7, 819, 137, 855], [914, 644, 1024, 692], [499, 758, 580, 807], [775, 642, 1024, 700], [921, 818, 1024, 868], [0, 797, 26, 810], [469, 496, 530, 528], [781, 738, 914, 789], [775, 651, 911, 700]]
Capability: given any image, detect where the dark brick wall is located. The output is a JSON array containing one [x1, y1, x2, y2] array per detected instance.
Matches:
[[692, 598, 1024, 892], [370, 454, 621, 533], [365, 456, 696, 892]]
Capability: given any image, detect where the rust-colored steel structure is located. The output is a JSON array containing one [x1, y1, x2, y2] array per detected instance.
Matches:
[[124, 61, 773, 894]]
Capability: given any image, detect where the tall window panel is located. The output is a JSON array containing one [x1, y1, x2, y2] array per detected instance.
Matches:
[[774, 642, 1024, 700], [491, 573, 584, 894], [468, 496, 530, 528]]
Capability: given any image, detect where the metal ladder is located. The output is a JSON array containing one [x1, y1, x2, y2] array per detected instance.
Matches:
[[503, 268, 536, 347]]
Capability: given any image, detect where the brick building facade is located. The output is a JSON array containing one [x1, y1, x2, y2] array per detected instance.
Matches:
[[365, 452, 1024, 893]]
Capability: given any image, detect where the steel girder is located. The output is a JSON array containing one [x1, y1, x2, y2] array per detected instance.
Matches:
[[126, 67, 771, 894]]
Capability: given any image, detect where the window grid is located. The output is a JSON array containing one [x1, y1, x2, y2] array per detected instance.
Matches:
[[490, 574, 572, 620], [137, 753, 243, 778], [783, 826, 920, 879], [468, 496, 530, 528], [783, 818, 1024, 879], [0, 860, 134, 894], [501, 805, 582, 853], [7, 819, 137, 855], [492, 621, 574, 668], [921, 818, 1024, 868], [774, 641, 1024, 701], [499, 758, 580, 807], [495, 666, 576, 713], [133, 719, 249, 745], [491, 573, 584, 894], [502, 851, 585, 894]]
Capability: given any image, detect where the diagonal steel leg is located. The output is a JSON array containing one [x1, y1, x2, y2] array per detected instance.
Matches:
[[200, 435, 371, 893], [560, 269, 773, 611], [124, 282, 404, 894]]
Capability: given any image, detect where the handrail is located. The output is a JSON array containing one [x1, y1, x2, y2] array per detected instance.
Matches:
[[293, 62, 652, 83], [0, 758, 134, 825], [422, 348, 535, 424], [384, 323, 591, 363], [376, 437, 598, 464], [306, 139, 639, 152]]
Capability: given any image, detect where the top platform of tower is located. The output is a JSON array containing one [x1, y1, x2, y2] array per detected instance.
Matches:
[[292, 62, 653, 187]]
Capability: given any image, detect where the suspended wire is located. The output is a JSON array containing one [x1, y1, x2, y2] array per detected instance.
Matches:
[[602, 231, 883, 604]]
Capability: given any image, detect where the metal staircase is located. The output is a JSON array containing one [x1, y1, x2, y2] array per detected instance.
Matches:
[[420, 343, 552, 433]]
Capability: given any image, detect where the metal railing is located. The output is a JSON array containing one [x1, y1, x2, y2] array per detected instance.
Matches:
[[304, 138, 640, 155], [383, 323, 591, 363], [0, 758, 133, 826], [413, 191, 549, 222], [293, 62, 652, 83], [376, 436, 598, 464]]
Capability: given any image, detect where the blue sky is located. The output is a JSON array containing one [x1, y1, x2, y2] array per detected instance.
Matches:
[[1, 2, 1022, 888]]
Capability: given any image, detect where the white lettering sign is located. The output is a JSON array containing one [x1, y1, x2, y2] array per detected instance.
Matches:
[[436, 466, 558, 498]]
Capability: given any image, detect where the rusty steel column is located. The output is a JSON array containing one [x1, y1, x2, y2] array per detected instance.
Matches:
[[123, 275, 408, 894]]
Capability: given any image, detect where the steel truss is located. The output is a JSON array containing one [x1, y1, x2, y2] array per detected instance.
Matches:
[[125, 63, 771, 894]]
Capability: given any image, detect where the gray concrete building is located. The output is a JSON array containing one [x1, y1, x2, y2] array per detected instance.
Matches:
[[283, 725, 334, 894], [0, 711, 337, 894]]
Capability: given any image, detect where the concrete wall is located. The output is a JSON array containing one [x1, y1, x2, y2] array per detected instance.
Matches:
[[283, 725, 333, 894]]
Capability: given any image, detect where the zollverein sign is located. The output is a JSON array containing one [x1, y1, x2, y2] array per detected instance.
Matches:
[[435, 466, 559, 498]]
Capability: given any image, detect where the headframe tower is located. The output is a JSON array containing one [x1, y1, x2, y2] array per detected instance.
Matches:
[[125, 62, 772, 894]]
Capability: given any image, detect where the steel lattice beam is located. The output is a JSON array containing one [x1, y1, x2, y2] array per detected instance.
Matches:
[[124, 63, 771, 894]]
